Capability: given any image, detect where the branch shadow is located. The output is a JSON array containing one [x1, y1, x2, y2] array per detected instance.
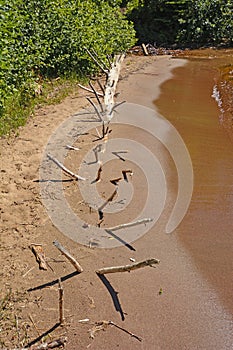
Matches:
[[27, 271, 80, 292], [97, 274, 125, 321], [25, 322, 60, 348], [105, 230, 136, 251], [33, 179, 74, 183]]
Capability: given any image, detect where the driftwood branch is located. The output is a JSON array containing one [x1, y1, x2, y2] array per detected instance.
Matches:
[[53, 240, 83, 273], [30, 244, 48, 270], [122, 169, 133, 181], [31, 337, 67, 350], [109, 321, 142, 342], [104, 53, 125, 120], [66, 145, 80, 151], [89, 320, 142, 342], [47, 154, 85, 181], [142, 43, 149, 56], [84, 47, 108, 75], [78, 83, 103, 97], [91, 48, 110, 72], [108, 218, 153, 232], [96, 258, 160, 275]]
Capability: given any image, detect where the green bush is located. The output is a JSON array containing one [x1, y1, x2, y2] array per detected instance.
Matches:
[[0, 0, 136, 135], [126, 0, 233, 46], [178, 0, 233, 45]]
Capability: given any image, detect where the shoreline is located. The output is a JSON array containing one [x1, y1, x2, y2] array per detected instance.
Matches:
[[1, 55, 232, 349]]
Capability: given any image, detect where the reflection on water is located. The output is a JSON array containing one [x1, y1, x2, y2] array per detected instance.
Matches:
[[154, 50, 233, 314]]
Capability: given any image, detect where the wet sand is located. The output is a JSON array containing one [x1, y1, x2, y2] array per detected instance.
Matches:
[[91, 54, 233, 349]]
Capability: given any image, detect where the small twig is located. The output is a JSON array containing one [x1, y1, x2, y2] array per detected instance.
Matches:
[[22, 266, 35, 278], [109, 321, 142, 342], [30, 244, 48, 270], [84, 47, 108, 75], [95, 127, 101, 139], [97, 218, 104, 227], [29, 314, 41, 337], [66, 145, 80, 151], [47, 154, 85, 181], [122, 169, 133, 182], [31, 337, 67, 350], [108, 218, 153, 231], [142, 43, 149, 56], [53, 240, 83, 273], [96, 258, 160, 275], [110, 177, 122, 185], [88, 320, 142, 342], [58, 278, 65, 325], [92, 48, 110, 72], [78, 83, 103, 97]]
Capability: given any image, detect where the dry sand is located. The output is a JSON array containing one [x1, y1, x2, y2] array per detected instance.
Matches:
[[0, 55, 232, 349]]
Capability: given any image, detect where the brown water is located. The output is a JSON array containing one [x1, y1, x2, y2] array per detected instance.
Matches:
[[155, 51, 233, 315]]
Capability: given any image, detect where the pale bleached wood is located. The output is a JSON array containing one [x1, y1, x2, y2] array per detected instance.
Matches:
[[30, 244, 48, 270], [89, 320, 142, 342], [78, 83, 103, 97], [107, 218, 153, 231], [30, 337, 67, 350], [66, 145, 80, 151], [96, 258, 160, 275], [53, 240, 83, 273], [84, 47, 108, 74], [47, 154, 85, 181], [104, 54, 125, 121], [142, 43, 149, 56]]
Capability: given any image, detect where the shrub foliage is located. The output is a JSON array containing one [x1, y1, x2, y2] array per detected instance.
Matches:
[[0, 0, 136, 134], [126, 0, 233, 46]]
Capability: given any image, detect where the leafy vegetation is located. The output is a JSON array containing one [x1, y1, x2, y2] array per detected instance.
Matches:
[[1, 0, 232, 135], [126, 0, 233, 46], [0, 0, 136, 135]]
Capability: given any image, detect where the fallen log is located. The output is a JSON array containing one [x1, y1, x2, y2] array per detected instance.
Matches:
[[104, 54, 125, 121]]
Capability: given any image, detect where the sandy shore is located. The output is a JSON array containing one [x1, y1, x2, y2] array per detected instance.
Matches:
[[1, 55, 232, 349]]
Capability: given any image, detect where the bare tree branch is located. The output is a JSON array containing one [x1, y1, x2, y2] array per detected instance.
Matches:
[[47, 154, 85, 181], [96, 258, 160, 275], [108, 218, 153, 231], [78, 83, 103, 97], [53, 240, 83, 273]]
